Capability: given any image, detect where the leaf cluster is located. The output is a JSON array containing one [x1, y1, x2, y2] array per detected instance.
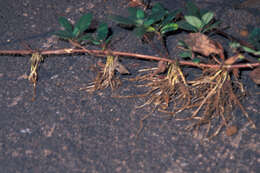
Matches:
[[110, 3, 179, 38], [177, 1, 220, 33], [55, 14, 111, 47]]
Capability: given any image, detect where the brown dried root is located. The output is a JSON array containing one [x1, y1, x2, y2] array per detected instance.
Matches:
[[138, 63, 190, 109], [80, 56, 128, 92], [28, 52, 44, 101], [186, 68, 256, 138], [131, 63, 191, 136]]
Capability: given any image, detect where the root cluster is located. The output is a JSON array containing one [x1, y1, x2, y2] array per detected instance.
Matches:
[[186, 69, 255, 138], [80, 55, 121, 92], [117, 64, 256, 138]]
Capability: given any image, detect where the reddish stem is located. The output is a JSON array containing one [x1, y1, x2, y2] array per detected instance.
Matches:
[[0, 48, 259, 69]]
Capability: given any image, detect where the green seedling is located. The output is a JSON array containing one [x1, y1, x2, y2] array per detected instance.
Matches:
[[55, 13, 93, 42], [177, 1, 220, 33], [110, 3, 179, 38], [177, 2, 221, 62], [56, 13, 124, 92], [110, 3, 180, 75], [56, 13, 112, 48]]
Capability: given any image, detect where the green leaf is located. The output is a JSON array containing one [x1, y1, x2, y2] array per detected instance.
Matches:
[[78, 33, 92, 42], [128, 7, 138, 19], [249, 28, 260, 40], [238, 54, 245, 59], [110, 15, 135, 25], [105, 35, 113, 45], [202, 20, 220, 33], [160, 23, 178, 34], [242, 46, 255, 53], [192, 58, 200, 63], [229, 42, 241, 49], [72, 27, 80, 37], [186, 1, 200, 17], [146, 26, 156, 32], [177, 20, 198, 32], [91, 40, 101, 45], [255, 51, 260, 56], [184, 16, 202, 30], [152, 3, 165, 14], [242, 46, 260, 55], [178, 40, 189, 49], [133, 27, 146, 38], [179, 51, 192, 58], [97, 22, 108, 42], [73, 13, 93, 37], [202, 12, 214, 25], [55, 30, 74, 40], [135, 19, 144, 26], [136, 9, 145, 19], [147, 11, 166, 25], [58, 17, 73, 33], [143, 19, 155, 27], [160, 9, 182, 26]]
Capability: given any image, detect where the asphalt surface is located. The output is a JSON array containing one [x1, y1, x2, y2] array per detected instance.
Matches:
[[0, 0, 259, 172]]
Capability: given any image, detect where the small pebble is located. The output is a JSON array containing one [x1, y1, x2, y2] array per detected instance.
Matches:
[[239, 29, 249, 37], [226, 125, 238, 136]]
